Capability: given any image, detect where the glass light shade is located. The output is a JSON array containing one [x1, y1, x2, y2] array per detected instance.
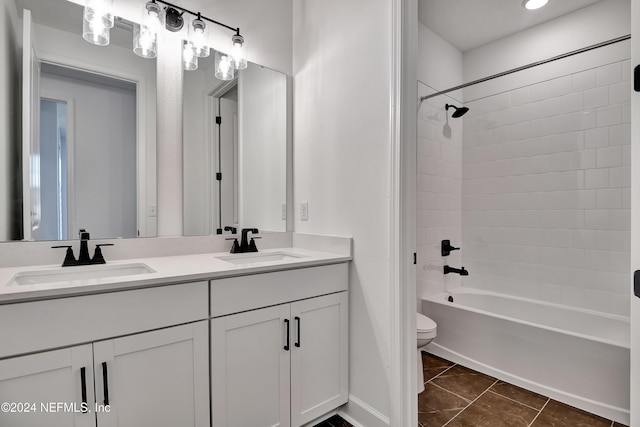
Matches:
[[133, 24, 158, 59], [191, 17, 210, 58], [183, 41, 198, 71], [83, 14, 110, 46], [230, 34, 247, 70], [142, 1, 165, 35], [84, 0, 114, 28], [215, 51, 235, 81]]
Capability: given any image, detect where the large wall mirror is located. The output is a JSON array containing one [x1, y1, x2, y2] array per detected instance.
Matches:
[[0, 0, 157, 242], [183, 56, 290, 235]]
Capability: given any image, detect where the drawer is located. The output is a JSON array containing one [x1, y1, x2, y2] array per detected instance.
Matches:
[[210, 263, 348, 317], [0, 282, 208, 359]]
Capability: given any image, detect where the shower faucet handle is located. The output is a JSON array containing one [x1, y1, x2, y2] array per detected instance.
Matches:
[[441, 240, 460, 257]]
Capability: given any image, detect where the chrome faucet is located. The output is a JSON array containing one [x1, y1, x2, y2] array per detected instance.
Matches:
[[51, 229, 114, 267]]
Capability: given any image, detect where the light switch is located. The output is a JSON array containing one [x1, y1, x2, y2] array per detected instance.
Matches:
[[301, 202, 309, 221]]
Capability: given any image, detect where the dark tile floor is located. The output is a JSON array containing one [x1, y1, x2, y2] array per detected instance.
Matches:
[[419, 352, 629, 427], [313, 414, 353, 427]]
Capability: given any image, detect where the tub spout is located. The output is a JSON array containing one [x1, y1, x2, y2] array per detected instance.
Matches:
[[444, 265, 468, 276]]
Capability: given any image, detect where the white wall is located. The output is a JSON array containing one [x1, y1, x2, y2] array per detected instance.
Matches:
[[417, 23, 463, 99], [0, 0, 20, 241], [183, 60, 213, 236], [293, 0, 392, 423], [464, 0, 631, 83], [239, 64, 287, 232]]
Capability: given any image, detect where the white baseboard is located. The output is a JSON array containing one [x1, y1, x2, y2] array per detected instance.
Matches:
[[338, 395, 390, 427]]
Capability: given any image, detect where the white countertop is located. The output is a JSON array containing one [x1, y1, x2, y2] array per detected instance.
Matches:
[[0, 247, 351, 304]]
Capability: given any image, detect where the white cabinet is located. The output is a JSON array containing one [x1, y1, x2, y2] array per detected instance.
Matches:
[[211, 304, 291, 427], [290, 293, 349, 426], [0, 345, 95, 427], [0, 322, 209, 427], [211, 292, 348, 427]]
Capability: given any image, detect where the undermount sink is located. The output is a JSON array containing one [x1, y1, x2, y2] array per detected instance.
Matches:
[[7, 263, 155, 286], [216, 252, 307, 265]]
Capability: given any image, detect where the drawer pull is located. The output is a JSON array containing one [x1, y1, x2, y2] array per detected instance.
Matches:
[[295, 316, 301, 348], [102, 362, 110, 406], [284, 319, 290, 351], [80, 367, 88, 413]]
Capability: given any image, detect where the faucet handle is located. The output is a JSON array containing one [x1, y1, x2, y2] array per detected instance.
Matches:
[[52, 245, 77, 267], [248, 237, 261, 253], [226, 238, 241, 254], [224, 226, 238, 234], [92, 244, 114, 264], [79, 228, 90, 241], [441, 240, 460, 257]]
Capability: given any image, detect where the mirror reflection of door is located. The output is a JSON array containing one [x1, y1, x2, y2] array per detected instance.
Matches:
[[216, 86, 239, 233], [38, 64, 137, 240], [38, 98, 68, 241]]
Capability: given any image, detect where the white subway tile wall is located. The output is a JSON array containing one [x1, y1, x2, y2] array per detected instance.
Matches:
[[462, 59, 631, 316], [416, 83, 463, 300]]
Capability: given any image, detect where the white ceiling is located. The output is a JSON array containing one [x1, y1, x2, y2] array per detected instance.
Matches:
[[418, 0, 602, 52]]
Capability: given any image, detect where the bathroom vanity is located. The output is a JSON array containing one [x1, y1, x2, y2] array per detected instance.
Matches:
[[0, 244, 350, 427]]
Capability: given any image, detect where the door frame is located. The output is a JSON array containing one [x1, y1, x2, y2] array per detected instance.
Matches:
[[389, 0, 418, 426], [37, 91, 76, 240], [629, 0, 639, 424]]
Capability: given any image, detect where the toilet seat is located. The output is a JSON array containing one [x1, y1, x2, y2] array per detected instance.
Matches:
[[417, 312, 437, 332], [417, 313, 437, 340]]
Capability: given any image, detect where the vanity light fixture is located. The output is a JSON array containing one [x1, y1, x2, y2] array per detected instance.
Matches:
[[82, 0, 247, 81], [214, 51, 235, 81], [183, 40, 198, 71], [82, 0, 114, 46], [230, 33, 247, 70], [191, 14, 210, 58], [522, 0, 549, 10], [133, 1, 163, 59]]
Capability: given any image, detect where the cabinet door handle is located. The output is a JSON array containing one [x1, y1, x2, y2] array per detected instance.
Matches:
[[102, 362, 110, 406], [295, 316, 301, 348], [284, 319, 290, 351], [80, 367, 88, 413]]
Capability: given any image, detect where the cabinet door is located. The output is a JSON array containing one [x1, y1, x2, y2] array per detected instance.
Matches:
[[93, 321, 209, 427], [211, 304, 291, 427], [290, 292, 349, 427], [0, 344, 95, 427]]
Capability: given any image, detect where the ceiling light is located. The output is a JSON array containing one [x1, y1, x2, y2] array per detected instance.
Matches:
[[523, 0, 549, 10]]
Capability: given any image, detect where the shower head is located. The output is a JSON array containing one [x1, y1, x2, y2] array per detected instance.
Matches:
[[445, 103, 470, 118]]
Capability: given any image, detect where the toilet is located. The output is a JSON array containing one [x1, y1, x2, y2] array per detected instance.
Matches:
[[417, 312, 437, 394]]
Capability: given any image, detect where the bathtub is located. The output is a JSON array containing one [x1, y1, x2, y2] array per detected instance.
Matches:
[[422, 287, 630, 425]]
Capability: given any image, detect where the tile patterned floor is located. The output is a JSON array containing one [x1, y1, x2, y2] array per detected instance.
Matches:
[[419, 352, 629, 427], [313, 414, 353, 427]]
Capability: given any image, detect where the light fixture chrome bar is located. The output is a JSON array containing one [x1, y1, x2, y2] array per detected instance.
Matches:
[[419, 35, 630, 102], [155, 0, 239, 34]]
